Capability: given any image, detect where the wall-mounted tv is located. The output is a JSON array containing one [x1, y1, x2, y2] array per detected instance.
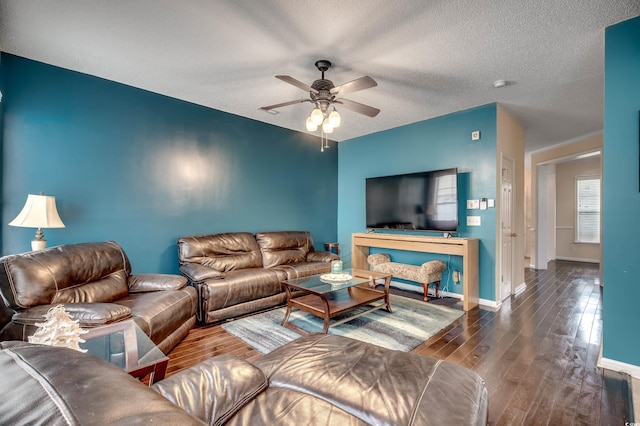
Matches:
[[366, 168, 458, 232]]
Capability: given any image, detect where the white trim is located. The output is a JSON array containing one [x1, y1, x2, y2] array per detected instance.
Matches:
[[598, 356, 640, 379], [514, 282, 527, 295], [529, 130, 603, 157], [389, 280, 501, 311], [479, 298, 502, 311], [555, 256, 600, 264]]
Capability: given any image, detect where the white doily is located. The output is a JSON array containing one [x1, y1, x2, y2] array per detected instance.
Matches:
[[320, 273, 353, 284]]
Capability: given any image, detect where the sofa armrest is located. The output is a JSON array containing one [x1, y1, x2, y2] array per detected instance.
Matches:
[[179, 264, 224, 283], [306, 251, 340, 263], [152, 354, 268, 426], [128, 274, 188, 293], [12, 303, 131, 327]]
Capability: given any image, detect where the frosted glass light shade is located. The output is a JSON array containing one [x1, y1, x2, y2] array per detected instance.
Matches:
[[328, 110, 341, 127], [322, 121, 334, 133], [305, 116, 318, 131], [310, 108, 324, 125]]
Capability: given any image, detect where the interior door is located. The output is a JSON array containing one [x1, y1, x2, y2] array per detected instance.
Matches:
[[501, 156, 515, 300]]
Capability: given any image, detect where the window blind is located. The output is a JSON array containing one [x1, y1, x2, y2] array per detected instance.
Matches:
[[576, 177, 600, 244]]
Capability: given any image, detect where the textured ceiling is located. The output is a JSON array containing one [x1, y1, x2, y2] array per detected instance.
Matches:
[[0, 1, 638, 153]]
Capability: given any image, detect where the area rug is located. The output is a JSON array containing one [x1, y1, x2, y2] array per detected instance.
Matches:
[[222, 294, 464, 354]]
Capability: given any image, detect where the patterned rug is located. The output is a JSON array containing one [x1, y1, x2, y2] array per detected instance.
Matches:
[[222, 294, 464, 354]]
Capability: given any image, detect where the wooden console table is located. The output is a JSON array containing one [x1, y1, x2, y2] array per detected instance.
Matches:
[[351, 233, 479, 311]]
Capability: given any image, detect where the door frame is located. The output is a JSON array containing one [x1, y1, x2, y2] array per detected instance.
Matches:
[[498, 154, 516, 301]]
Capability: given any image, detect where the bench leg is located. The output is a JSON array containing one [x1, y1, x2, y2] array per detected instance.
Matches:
[[421, 281, 441, 301]]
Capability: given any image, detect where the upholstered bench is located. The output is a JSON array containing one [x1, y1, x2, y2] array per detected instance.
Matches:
[[368, 253, 447, 301]]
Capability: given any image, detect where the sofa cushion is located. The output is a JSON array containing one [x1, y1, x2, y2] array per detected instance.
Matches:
[[201, 268, 284, 312], [254, 333, 488, 426], [128, 274, 188, 293], [228, 386, 368, 425], [272, 261, 332, 280], [255, 231, 314, 269], [153, 354, 268, 426], [115, 286, 197, 348], [0, 241, 131, 309], [12, 303, 132, 327], [178, 233, 263, 272]]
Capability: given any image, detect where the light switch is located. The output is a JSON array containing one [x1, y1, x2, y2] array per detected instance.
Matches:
[[467, 216, 481, 226], [488, 199, 495, 208]]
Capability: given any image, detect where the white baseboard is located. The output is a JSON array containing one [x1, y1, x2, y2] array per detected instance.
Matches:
[[514, 282, 527, 295], [388, 280, 501, 311], [555, 256, 600, 264], [479, 299, 501, 311], [598, 355, 640, 379]]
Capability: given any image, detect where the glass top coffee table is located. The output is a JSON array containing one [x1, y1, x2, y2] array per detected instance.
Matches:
[[281, 268, 392, 333], [79, 319, 168, 385]]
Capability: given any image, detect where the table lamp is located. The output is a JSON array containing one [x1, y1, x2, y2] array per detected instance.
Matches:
[[9, 192, 65, 251]]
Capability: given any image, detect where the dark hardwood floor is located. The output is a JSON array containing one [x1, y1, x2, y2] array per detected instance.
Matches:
[[165, 260, 632, 425]]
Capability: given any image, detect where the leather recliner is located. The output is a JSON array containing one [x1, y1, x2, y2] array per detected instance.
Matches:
[[178, 231, 339, 324], [0, 241, 198, 353]]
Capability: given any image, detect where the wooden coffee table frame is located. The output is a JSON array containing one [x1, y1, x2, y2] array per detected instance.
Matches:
[[281, 269, 392, 333]]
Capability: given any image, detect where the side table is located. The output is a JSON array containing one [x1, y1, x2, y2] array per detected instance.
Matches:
[[324, 242, 339, 255], [80, 319, 168, 385]]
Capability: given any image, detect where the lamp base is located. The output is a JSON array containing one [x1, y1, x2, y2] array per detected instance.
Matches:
[[31, 239, 47, 251]]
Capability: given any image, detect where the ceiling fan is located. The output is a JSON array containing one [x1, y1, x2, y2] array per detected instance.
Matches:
[[260, 59, 380, 132]]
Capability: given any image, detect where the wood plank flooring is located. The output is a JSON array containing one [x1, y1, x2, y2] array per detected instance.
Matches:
[[165, 260, 631, 425]]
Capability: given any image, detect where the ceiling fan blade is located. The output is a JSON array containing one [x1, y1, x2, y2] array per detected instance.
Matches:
[[260, 99, 311, 112], [330, 76, 377, 95], [276, 75, 319, 94], [335, 98, 380, 117]]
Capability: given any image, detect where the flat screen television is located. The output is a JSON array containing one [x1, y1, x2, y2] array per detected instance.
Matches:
[[366, 168, 458, 232]]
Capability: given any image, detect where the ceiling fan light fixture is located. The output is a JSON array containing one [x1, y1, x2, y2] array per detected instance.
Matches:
[[328, 110, 341, 127], [322, 121, 334, 133], [305, 116, 318, 132], [310, 108, 324, 125]]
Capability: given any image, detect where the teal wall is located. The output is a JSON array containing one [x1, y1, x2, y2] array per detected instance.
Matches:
[[337, 105, 498, 301], [0, 54, 338, 273], [602, 17, 640, 365]]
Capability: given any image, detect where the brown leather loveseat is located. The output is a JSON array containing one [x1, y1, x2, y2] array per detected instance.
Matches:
[[0, 241, 198, 353], [178, 231, 339, 324], [0, 333, 488, 425]]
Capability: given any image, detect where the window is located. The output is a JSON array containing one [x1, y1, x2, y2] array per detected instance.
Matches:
[[576, 176, 600, 244]]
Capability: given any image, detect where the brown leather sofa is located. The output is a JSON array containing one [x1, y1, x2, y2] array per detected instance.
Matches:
[[0, 241, 198, 353], [0, 334, 488, 425], [178, 231, 339, 324]]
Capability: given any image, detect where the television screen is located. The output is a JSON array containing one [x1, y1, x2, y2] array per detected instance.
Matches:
[[366, 168, 458, 232]]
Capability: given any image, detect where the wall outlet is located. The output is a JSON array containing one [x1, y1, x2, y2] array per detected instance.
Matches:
[[453, 270, 460, 283], [467, 216, 481, 226], [467, 199, 480, 209]]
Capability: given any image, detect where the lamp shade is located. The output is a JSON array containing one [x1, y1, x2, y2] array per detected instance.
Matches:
[[9, 194, 65, 229]]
